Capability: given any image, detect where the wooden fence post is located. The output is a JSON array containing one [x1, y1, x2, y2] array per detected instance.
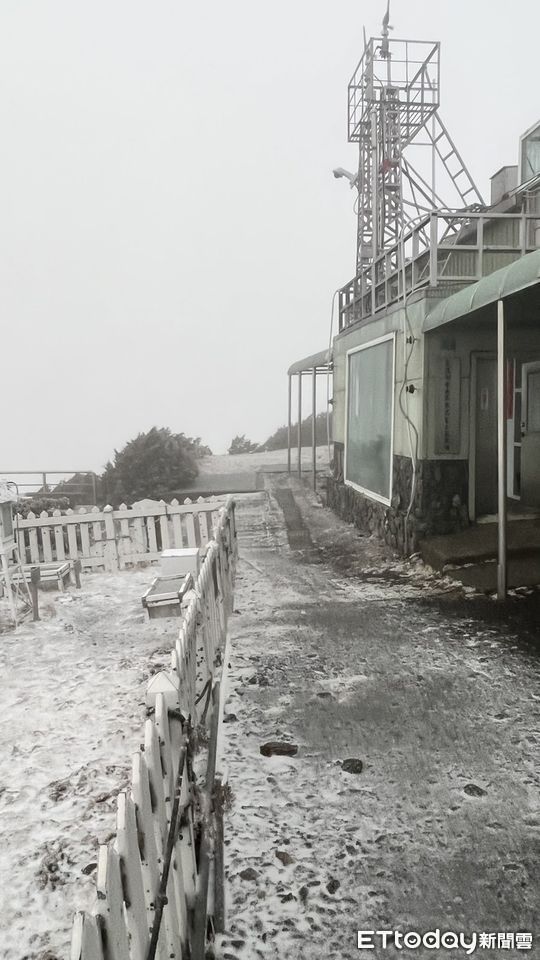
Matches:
[[116, 793, 150, 960], [94, 844, 130, 960], [62, 499, 239, 960], [213, 774, 226, 933], [70, 912, 104, 960], [103, 505, 119, 572], [30, 567, 40, 621], [192, 682, 221, 960]]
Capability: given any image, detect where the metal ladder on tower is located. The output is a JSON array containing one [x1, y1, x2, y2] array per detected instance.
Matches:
[[427, 113, 485, 210]]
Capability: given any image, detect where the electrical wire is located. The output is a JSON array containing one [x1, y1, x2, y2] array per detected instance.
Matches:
[[326, 169, 364, 466], [397, 133, 421, 554]]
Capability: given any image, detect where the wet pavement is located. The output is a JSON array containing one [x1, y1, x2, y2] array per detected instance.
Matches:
[[217, 478, 540, 960]]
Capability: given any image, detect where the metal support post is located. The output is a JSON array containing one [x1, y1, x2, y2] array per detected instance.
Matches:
[[497, 299, 507, 601], [371, 112, 378, 262], [30, 567, 40, 621], [297, 373, 302, 478], [429, 214, 438, 286], [312, 368, 317, 490], [287, 375, 292, 474]]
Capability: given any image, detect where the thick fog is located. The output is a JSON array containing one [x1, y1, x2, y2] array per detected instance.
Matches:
[[1, 0, 538, 468]]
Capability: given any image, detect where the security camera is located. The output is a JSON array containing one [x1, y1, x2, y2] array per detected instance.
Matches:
[[332, 168, 358, 188]]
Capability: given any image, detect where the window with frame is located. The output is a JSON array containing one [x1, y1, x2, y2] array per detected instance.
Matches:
[[345, 337, 394, 502], [521, 124, 540, 180]]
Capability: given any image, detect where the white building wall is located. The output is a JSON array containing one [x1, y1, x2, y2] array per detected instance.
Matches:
[[332, 296, 426, 459], [424, 321, 540, 463]]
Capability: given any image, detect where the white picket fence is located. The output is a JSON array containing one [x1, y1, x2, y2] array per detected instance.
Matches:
[[15, 499, 223, 572], [70, 498, 238, 960]]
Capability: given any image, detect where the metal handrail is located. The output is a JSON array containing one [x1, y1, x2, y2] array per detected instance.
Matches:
[[338, 210, 540, 330]]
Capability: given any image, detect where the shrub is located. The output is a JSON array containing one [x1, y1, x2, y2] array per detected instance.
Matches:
[[101, 427, 200, 505]]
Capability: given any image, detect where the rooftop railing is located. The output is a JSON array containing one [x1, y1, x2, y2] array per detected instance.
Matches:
[[338, 210, 540, 331]]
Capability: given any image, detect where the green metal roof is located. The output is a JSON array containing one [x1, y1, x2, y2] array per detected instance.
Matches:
[[424, 248, 540, 332]]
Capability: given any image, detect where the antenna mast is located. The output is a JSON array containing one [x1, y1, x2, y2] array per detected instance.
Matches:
[[348, 7, 484, 276]]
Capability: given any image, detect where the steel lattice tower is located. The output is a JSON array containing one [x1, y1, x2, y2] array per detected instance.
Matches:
[[348, 12, 484, 274]]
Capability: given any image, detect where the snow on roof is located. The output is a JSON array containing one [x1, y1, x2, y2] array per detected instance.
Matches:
[[425, 248, 540, 331], [287, 348, 332, 376]]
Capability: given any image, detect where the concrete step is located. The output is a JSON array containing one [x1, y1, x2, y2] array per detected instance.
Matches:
[[443, 556, 540, 593], [420, 518, 540, 570]]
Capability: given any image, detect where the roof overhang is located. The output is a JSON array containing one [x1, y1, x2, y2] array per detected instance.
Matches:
[[288, 348, 332, 376], [424, 248, 540, 332]]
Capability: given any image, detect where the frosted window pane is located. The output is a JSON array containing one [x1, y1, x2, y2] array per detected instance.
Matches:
[[346, 339, 393, 500], [527, 371, 540, 433], [1, 505, 13, 538], [523, 137, 540, 179]]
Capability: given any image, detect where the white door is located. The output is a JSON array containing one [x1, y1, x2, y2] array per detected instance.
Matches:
[[521, 361, 540, 506]]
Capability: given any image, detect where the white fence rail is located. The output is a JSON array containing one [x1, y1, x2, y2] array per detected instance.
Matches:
[[70, 498, 238, 960], [15, 499, 223, 572]]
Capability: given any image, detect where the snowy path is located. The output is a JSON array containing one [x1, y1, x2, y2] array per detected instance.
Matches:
[[0, 570, 177, 960], [218, 481, 540, 959]]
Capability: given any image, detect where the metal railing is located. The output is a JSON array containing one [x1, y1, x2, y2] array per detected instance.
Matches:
[[0, 470, 99, 504], [338, 210, 540, 331], [348, 38, 440, 145]]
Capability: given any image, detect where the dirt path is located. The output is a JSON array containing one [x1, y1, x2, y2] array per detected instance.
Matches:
[[218, 480, 540, 959]]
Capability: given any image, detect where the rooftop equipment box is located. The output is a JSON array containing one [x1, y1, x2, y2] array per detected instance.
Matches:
[[490, 165, 518, 205], [160, 547, 200, 578]]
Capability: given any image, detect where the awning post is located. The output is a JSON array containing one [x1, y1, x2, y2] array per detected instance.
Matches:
[[297, 373, 302, 478], [312, 367, 317, 490], [497, 298, 507, 600], [287, 351, 332, 484], [287, 375, 292, 474]]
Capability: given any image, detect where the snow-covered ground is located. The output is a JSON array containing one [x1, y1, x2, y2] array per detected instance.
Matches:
[[0, 570, 177, 960], [2, 479, 539, 960], [217, 481, 540, 959], [197, 447, 330, 476]]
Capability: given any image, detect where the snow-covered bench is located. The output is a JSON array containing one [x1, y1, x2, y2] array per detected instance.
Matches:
[[15, 559, 81, 592]]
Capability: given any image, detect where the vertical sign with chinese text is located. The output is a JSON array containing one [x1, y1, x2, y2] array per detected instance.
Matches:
[[434, 356, 461, 455]]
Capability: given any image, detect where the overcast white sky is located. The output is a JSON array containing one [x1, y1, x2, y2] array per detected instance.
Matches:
[[1, 0, 539, 467]]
